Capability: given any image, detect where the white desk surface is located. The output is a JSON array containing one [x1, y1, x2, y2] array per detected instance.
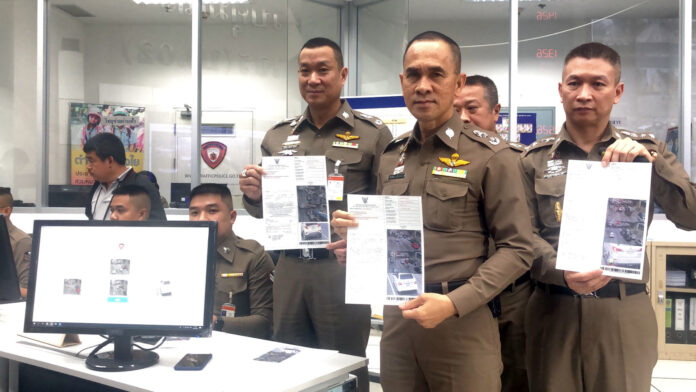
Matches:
[[0, 303, 366, 392]]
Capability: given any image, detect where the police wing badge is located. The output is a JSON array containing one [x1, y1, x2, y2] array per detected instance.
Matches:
[[438, 153, 469, 167], [201, 141, 227, 169], [336, 131, 360, 141]]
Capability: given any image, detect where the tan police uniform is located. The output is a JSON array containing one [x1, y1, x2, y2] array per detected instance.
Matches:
[[377, 113, 534, 392], [497, 141, 532, 392], [243, 100, 392, 392], [520, 124, 696, 392], [7, 220, 31, 290], [214, 231, 274, 340]]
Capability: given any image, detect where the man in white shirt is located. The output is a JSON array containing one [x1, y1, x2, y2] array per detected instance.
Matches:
[[83, 133, 165, 220]]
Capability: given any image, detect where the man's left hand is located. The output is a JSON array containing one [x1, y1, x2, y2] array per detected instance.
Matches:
[[602, 138, 654, 166], [400, 293, 457, 329]]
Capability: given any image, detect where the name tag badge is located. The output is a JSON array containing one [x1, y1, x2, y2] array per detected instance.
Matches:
[[287, 135, 299, 142], [282, 141, 300, 150], [332, 141, 359, 149], [221, 303, 236, 318], [327, 174, 344, 201], [432, 166, 467, 179]]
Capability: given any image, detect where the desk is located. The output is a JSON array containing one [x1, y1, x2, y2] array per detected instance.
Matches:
[[0, 303, 366, 391]]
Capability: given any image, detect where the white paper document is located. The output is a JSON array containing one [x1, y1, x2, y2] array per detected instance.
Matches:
[[261, 156, 331, 250], [556, 160, 652, 279], [345, 194, 424, 305]]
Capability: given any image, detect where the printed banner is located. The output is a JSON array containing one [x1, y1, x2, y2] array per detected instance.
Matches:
[[69, 103, 146, 185]]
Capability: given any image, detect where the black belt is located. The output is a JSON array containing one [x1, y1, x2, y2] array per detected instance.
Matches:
[[425, 280, 501, 318], [536, 281, 646, 298], [284, 248, 331, 261], [424, 279, 467, 294], [504, 271, 531, 292]]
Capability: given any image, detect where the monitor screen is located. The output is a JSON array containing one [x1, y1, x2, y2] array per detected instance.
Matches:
[[170, 182, 191, 208], [24, 220, 217, 371], [0, 217, 23, 304]]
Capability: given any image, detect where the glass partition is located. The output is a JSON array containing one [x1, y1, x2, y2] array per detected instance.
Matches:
[[48, 0, 193, 208], [519, 0, 680, 145]]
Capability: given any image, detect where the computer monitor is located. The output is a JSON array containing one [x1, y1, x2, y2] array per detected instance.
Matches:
[[0, 217, 23, 304], [170, 183, 191, 208], [48, 184, 92, 207], [24, 220, 217, 372]]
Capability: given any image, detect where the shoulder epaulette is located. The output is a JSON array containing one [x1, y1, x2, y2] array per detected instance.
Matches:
[[521, 136, 557, 157], [236, 238, 263, 253], [384, 132, 410, 152], [271, 115, 301, 130], [353, 110, 386, 128], [462, 126, 505, 152], [507, 141, 527, 153]]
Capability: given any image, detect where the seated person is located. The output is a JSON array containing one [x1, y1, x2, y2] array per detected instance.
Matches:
[[83, 133, 166, 221], [0, 187, 30, 297], [109, 185, 151, 221], [188, 184, 274, 339]]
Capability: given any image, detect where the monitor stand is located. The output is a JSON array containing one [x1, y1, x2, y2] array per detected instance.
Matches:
[[86, 335, 159, 372]]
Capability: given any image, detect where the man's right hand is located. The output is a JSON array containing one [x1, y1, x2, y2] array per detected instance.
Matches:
[[239, 165, 266, 202], [564, 269, 611, 295], [330, 210, 358, 239]]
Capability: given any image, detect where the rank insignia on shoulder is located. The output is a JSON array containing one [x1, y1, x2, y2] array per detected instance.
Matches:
[[438, 153, 469, 167], [432, 166, 467, 179], [336, 131, 359, 141], [332, 141, 359, 149], [488, 136, 500, 146]]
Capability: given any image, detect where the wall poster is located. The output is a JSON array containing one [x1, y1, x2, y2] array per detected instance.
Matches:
[[69, 103, 146, 185]]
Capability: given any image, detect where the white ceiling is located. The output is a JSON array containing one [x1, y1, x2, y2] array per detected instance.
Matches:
[[52, 0, 680, 25]]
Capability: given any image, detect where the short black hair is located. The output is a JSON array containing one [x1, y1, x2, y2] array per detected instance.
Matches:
[[190, 183, 233, 210], [113, 184, 151, 212], [83, 133, 126, 165], [564, 42, 622, 83], [301, 37, 344, 69], [0, 187, 13, 209], [403, 31, 461, 74], [465, 75, 499, 109], [139, 170, 159, 190]]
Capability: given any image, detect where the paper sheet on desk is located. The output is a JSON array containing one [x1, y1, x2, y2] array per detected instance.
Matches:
[[346, 195, 424, 305], [556, 160, 651, 279], [261, 156, 331, 250]]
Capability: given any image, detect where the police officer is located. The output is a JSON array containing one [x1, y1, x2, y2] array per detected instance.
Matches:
[[189, 184, 274, 339], [332, 31, 534, 391], [239, 37, 392, 391], [0, 187, 30, 298], [454, 75, 531, 392], [109, 184, 151, 221], [520, 42, 696, 391]]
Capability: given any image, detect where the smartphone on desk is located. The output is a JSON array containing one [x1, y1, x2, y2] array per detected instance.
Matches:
[[174, 353, 212, 371]]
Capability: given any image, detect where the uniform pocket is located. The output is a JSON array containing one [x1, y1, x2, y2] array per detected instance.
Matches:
[[216, 274, 248, 314], [423, 179, 470, 232], [326, 149, 372, 171], [534, 176, 565, 228]]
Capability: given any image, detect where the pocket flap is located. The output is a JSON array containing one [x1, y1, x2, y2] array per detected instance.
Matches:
[[534, 176, 565, 197], [425, 180, 469, 201], [382, 180, 409, 196], [325, 148, 364, 165]]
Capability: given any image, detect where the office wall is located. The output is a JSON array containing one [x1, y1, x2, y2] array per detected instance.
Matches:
[[0, 0, 37, 203]]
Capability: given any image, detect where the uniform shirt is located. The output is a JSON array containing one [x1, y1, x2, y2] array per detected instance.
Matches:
[[379, 113, 534, 318], [520, 123, 696, 286], [215, 231, 274, 339], [90, 167, 132, 221], [243, 100, 393, 233], [7, 220, 31, 289]]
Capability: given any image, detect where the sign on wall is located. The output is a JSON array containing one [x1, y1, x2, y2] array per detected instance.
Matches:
[[69, 103, 146, 185]]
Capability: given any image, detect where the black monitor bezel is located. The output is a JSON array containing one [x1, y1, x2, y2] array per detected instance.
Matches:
[[23, 220, 217, 337], [0, 217, 23, 304]]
